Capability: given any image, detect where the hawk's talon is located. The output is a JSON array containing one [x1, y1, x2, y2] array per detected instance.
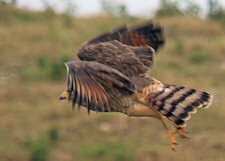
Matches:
[[176, 127, 189, 139], [172, 124, 189, 139], [167, 130, 178, 151]]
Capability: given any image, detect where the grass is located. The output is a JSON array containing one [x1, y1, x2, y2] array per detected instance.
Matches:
[[48, 126, 59, 143], [19, 55, 70, 81], [25, 136, 51, 161], [78, 140, 135, 161], [187, 51, 212, 64], [0, 6, 225, 161]]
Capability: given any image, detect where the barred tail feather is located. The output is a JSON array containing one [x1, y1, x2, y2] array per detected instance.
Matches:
[[146, 84, 213, 127]]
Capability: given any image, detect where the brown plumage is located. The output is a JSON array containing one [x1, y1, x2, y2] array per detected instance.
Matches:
[[60, 22, 213, 150]]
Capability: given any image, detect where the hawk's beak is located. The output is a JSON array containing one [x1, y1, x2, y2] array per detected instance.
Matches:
[[59, 95, 66, 101], [59, 91, 69, 101]]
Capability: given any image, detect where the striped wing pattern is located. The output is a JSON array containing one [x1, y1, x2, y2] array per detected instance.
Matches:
[[65, 61, 135, 113], [78, 40, 155, 77], [78, 23, 164, 77]]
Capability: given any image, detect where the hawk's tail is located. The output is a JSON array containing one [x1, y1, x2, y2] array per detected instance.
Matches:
[[145, 84, 213, 127]]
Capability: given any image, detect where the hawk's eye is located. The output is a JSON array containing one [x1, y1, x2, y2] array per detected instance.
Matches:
[[67, 90, 73, 95]]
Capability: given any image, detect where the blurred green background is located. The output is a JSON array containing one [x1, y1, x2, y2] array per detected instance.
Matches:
[[0, 0, 225, 161]]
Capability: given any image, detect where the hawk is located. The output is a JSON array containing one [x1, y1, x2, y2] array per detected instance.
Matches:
[[59, 22, 213, 150]]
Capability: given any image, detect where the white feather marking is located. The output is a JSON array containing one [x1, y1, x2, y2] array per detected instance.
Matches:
[[203, 94, 213, 108], [190, 108, 197, 114], [183, 113, 191, 121], [164, 88, 171, 93]]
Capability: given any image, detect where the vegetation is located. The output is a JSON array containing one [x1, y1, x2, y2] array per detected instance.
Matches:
[[207, 0, 225, 24], [0, 5, 225, 161], [155, 0, 203, 17], [25, 136, 51, 161], [156, 0, 225, 21], [0, 0, 16, 5], [101, 0, 129, 17], [155, 0, 184, 17]]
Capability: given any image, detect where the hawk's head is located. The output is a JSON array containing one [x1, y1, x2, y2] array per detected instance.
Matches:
[[59, 91, 70, 101]]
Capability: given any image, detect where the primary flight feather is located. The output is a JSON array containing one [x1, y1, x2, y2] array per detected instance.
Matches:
[[60, 22, 213, 150]]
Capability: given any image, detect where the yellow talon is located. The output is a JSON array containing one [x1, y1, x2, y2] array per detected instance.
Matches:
[[176, 127, 189, 139], [168, 131, 178, 151], [160, 118, 179, 151], [173, 124, 190, 139]]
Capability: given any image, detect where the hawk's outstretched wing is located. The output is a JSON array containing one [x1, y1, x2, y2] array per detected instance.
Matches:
[[78, 40, 154, 77], [77, 23, 164, 78], [65, 61, 135, 113]]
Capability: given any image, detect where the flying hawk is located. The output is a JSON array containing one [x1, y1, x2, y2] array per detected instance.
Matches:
[[59, 22, 213, 150]]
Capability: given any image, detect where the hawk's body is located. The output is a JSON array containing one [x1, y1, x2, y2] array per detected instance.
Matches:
[[61, 22, 213, 150]]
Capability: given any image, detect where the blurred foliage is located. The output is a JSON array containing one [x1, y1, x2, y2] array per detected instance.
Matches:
[[25, 127, 59, 161], [43, 0, 77, 17], [64, 0, 77, 16], [100, 0, 129, 17], [0, 0, 16, 5], [25, 137, 50, 161], [156, 0, 201, 17], [61, 13, 75, 28], [184, 1, 201, 16], [155, 0, 225, 24], [208, 0, 221, 15], [0, 0, 76, 25], [187, 51, 211, 64], [48, 126, 59, 143], [101, 0, 117, 15], [60, 0, 77, 27], [174, 41, 184, 54], [78, 140, 135, 161], [207, 0, 225, 24], [0, 5, 58, 24], [19, 55, 70, 82], [155, 0, 184, 17], [118, 4, 129, 17]]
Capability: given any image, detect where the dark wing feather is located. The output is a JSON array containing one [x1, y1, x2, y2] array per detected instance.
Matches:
[[65, 61, 135, 112], [121, 23, 164, 51], [87, 25, 127, 45], [77, 22, 162, 78], [78, 40, 155, 78], [86, 22, 164, 52]]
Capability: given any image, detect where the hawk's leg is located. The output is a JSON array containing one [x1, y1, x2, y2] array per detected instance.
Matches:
[[160, 118, 178, 151], [172, 124, 189, 139]]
